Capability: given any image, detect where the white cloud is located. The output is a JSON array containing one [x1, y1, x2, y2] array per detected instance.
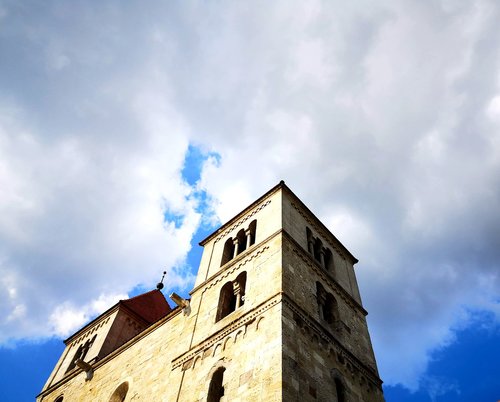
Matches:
[[0, 0, 499, 394], [49, 293, 127, 338]]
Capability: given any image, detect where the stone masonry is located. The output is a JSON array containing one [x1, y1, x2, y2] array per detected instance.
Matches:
[[37, 181, 384, 402]]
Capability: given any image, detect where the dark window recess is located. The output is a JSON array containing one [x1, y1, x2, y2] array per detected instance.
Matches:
[[207, 367, 225, 402], [309, 385, 317, 398], [236, 229, 246, 255], [215, 272, 247, 322], [306, 227, 314, 253], [324, 248, 334, 271], [221, 238, 234, 266], [248, 220, 257, 246], [306, 227, 335, 273], [313, 238, 323, 263], [220, 220, 257, 266], [334, 377, 346, 402], [316, 282, 340, 326], [66, 335, 96, 373]]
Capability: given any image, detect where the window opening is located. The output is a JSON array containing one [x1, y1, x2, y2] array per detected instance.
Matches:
[[236, 229, 246, 255], [317, 282, 339, 326], [306, 227, 335, 273], [216, 272, 247, 322], [207, 367, 225, 402], [221, 238, 234, 266], [306, 227, 314, 254], [216, 282, 235, 321], [220, 221, 258, 267], [66, 345, 83, 372], [248, 220, 257, 247], [235, 271, 247, 308], [109, 381, 129, 402], [66, 334, 96, 372], [324, 248, 334, 272], [313, 238, 324, 264], [334, 377, 346, 402]]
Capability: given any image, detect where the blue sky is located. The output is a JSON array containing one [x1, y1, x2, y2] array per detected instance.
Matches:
[[1, 1, 500, 401]]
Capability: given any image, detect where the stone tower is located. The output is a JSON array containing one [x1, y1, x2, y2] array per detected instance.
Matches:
[[37, 181, 384, 402]]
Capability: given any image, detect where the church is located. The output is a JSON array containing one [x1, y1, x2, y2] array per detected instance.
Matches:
[[37, 181, 385, 401]]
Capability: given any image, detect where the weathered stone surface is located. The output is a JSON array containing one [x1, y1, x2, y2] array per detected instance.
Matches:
[[38, 182, 384, 402]]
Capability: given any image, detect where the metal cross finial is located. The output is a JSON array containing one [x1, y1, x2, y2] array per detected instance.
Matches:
[[156, 271, 167, 290]]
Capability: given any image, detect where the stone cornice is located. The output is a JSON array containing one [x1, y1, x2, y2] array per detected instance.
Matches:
[[171, 292, 282, 370]]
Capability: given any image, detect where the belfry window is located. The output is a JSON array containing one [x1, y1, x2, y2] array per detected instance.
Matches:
[[334, 377, 346, 402], [248, 220, 257, 247], [66, 335, 96, 372], [306, 227, 314, 253], [207, 367, 225, 402], [324, 248, 334, 272], [313, 238, 323, 264], [66, 345, 83, 372], [220, 220, 258, 266], [316, 282, 340, 326], [236, 229, 246, 255], [306, 227, 334, 273], [216, 272, 247, 322], [221, 238, 234, 266]]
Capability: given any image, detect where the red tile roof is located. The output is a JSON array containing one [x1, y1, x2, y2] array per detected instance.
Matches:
[[121, 290, 172, 324]]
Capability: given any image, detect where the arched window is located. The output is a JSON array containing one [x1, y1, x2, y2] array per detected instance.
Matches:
[[248, 220, 257, 247], [236, 229, 247, 255], [109, 382, 129, 402], [306, 227, 314, 254], [323, 293, 339, 324], [66, 344, 83, 372], [334, 377, 346, 402], [207, 367, 225, 402], [66, 335, 96, 373], [216, 281, 236, 322], [54, 396, 64, 402], [235, 271, 247, 307], [221, 238, 234, 266], [220, 221, 258, 267], [324, 248, 334, 272], [313, 238, 323, 264], [317, 282, 340, 326], [215, 272, 247, 322]]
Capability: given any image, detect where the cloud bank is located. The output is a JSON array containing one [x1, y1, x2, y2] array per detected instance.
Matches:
[[0, 0, 499, 392]]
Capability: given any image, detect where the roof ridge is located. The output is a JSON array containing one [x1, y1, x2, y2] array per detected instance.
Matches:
[[121, 289, 159, 303]]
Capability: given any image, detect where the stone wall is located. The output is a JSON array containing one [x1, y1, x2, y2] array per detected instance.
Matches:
[[38, 183, 384, 402]]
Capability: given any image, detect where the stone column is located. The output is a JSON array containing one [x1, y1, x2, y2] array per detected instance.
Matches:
[[234, 282, 241, 309], [233, 238, 239, 258], [245, 228, 252, 249]]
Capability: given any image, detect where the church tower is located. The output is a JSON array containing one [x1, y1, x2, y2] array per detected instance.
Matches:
[[37, 181, 384, 402]]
